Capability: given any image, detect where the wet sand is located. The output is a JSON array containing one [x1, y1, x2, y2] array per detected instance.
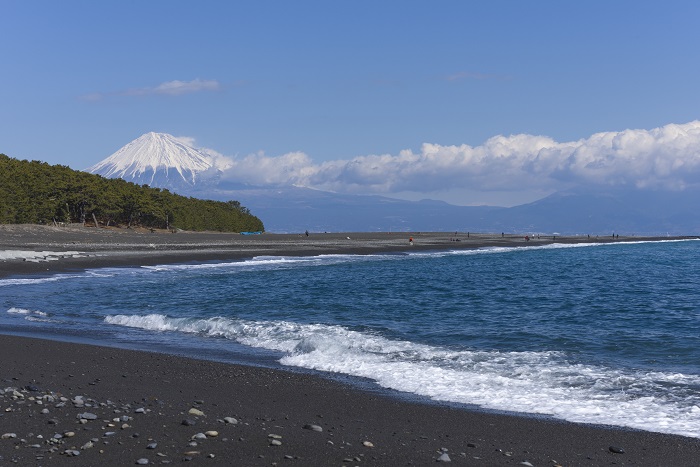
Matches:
[[1, 225, 699, 465]]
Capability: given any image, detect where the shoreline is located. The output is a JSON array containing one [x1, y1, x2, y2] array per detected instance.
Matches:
[[2, 225, 700, 464], [1, 334, 699, 466], [2, 224, 693, 279]]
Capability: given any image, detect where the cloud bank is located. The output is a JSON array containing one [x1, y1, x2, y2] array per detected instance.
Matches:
[[211, 122, 700, 201]]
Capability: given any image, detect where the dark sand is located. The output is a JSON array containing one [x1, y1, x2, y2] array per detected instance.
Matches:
[[1, 225, 699, 465]]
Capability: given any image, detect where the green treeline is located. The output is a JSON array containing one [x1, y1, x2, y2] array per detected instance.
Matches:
[[0, 154, 264, 232]]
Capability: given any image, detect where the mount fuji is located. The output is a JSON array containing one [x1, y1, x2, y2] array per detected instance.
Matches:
[[87, 132, 220, 192]]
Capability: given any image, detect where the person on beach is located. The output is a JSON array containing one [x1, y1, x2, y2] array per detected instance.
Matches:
[[409, 237, 413, 245]]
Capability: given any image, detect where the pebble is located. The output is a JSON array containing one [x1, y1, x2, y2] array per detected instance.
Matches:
[[363, 441, 374, 447], [303, 424, 323, 432], [223, 417, 238, 424], [205, 430, 219, 437], [65, 449, 81, 456], [188, 408, 204, 416], [181, 419, 196, 426], [437, 452, 451, 462], [270, 439, 282, 446], [78, 412, 98, 420], [136, 458, 149, 465], [520, 462, 534, 467], [147, 442, 158, 449], [192, 433, 207, 440], [1, 433, 17, 439], [609, 445, 625, 454]]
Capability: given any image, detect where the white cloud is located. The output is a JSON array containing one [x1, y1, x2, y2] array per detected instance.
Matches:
[[81, 79, 221, 100], [214, 121, 700, 200], [150, 79, 221, 96], [124, 79, 221, 96]]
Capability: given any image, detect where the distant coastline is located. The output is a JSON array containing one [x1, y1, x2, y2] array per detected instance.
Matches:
[[1, 224, 693, 279]]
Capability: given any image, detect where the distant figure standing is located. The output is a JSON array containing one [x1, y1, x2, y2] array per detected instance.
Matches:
[[409, 236, 414, 246], [305, 230, 309, 237]]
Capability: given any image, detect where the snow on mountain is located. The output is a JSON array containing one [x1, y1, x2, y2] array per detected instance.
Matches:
[[86, 132, 219, 190]]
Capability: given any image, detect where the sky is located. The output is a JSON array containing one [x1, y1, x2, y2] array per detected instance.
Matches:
[[3, 1, 700, 206]]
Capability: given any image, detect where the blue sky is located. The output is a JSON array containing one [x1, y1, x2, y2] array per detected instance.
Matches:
[[3, 1, 700, 206]]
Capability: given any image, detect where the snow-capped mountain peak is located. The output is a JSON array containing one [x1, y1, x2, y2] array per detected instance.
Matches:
[[86, 132, 218, 190]]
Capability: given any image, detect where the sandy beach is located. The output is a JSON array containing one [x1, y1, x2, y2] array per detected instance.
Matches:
[[2, 225, 700, 465]]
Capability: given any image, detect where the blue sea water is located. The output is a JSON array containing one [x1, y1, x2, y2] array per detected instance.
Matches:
[[1, 240, 699, 438]]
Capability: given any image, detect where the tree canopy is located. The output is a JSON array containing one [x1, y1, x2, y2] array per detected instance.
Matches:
[[0, 154, 264, 232]]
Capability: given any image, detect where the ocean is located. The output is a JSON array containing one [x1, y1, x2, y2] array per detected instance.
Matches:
[[2, 239, 699, 439]]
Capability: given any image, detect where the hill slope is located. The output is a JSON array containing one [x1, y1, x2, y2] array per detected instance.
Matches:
[[0, 154, 263, 232]]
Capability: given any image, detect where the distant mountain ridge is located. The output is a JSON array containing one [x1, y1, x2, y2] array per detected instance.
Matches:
[[87, 132, 220, 191], [86, 133, 700, 235]]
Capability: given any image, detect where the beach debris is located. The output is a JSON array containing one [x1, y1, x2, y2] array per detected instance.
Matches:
[[302, 423, 323, 432], [609, 445, 625, 454], [437, 452, 451, 462], [1, 433, 17, 439]]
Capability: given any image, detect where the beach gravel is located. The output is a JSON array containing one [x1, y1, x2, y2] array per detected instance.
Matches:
[[1, 336, 699, 466]]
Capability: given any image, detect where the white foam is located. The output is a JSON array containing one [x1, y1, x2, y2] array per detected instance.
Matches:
[[104, 314, 700, 438], [7, 307, 47, 316], [0, 270, 110, 287], [6, 307, 53, 322], [140, 254, 388, 273]]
